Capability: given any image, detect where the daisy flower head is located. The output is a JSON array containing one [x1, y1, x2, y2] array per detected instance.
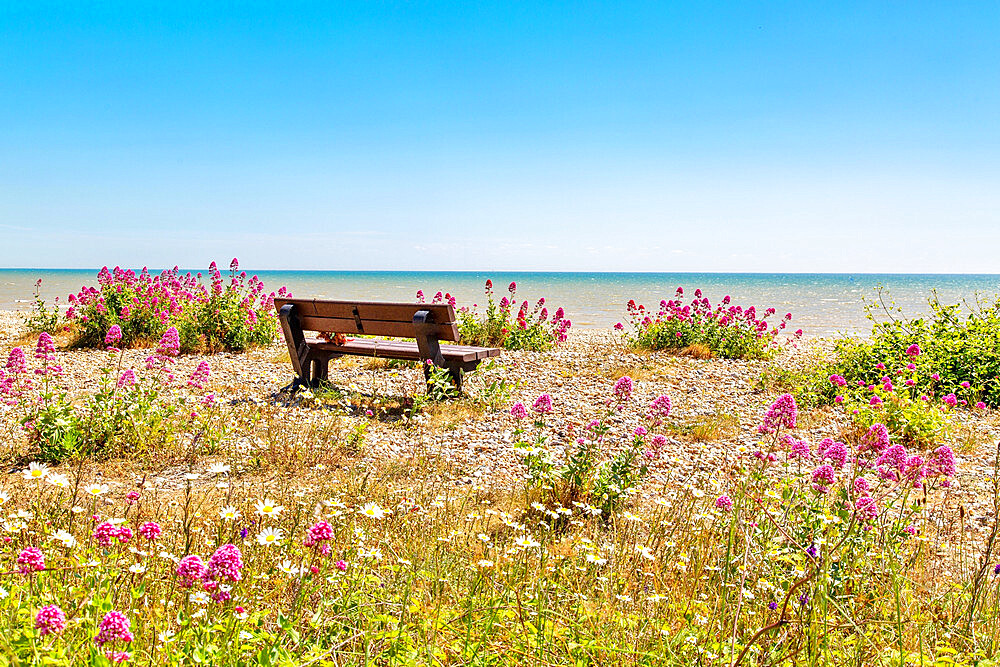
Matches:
[[256, 527, 285, 547], [84, 483, 109, 497], [219, 506, 241, 521], [359, 502, 390, 520], [255, 498, 284, 518], [23, 462, 49, 482], [47, 473, 70, 489]]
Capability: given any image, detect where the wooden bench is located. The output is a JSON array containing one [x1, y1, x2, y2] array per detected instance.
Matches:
[[274, 297, 502, 392]]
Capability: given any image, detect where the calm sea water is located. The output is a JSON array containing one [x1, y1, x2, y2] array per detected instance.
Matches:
[[2, 269, 999, 338]]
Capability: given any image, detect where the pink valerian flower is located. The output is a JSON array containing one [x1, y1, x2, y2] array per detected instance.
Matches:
[[811, 465, 836, 487], [176, 554, 208, 587], [855, 495, 879, 522], [789, 439, 811, 460], [305, 521, 334, 555], [906, 344, 921, 357], [758, 394, 797, 434], [93, 522, 131, 547], [876, 444, 907, 472], [859, 424, 890, 455], [105, 325, 123, 348], [0, 353, 19, 379], [125, 490, 140, 504], [927, 445, 956, 478], [931, 373, 940, 381], [961, 381, 971, 389], [853, 477, 871, 496], [334, 560, 348, 571], [633, 426, 647, 438], [106, 650, 131, 664], [139, 521, 162, 540], [116, 369, 136, 388], [869, 396, 883, 406], [95, 611, 134, 646], [509, 402, 528, 420], [187, 361, 211, 389], [647, 395, 672, 421], [821, 441, 848, 469], [156, 327, 181, 357], [903, 455, 926, 485], [613, 376, 634, 402], [35, 332, 56, 361], [508, 282, 517, 294], [650, 434, 667, 455], [977, 401, 988, 410], [35, 605, 67, 636], [942, 393, 958, 407], [116, 526, 133, 544], [17, 547, 45, 573], [829, 374, 847, 387], [206, 544, 244, 583], [532, 394, 553, 414], [715, 495, 733, 511]]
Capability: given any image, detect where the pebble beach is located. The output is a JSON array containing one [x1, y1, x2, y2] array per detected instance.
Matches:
[[3, 309, 998, 552]]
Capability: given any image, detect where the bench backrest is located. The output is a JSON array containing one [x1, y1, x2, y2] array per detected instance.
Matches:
[[274, 298, 460, 341]]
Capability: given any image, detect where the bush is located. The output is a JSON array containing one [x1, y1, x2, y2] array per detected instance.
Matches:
[[2, 329, 220, 462], [618, 287, 800, 359], [419, 280, 571, 352], [22, 279, 63, 334], [823, 288, 1000, 407], [66, 259, 286, 353]]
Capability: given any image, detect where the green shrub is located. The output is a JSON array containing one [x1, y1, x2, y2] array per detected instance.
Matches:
[[66, 259, 283, 353], [419, 280, 571, 352], [825, 289, 1000, 406], [619, 287, 798, 360]]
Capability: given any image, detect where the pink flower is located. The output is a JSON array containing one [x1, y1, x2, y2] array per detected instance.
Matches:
[[853, 477, 871, 495], [758, 394, 797, 434], [95, 611, 134, 646], [613, 376, 634, 402], [105, 325, 123, 347], [789, 439, 811, 459], [834, 395, 844, 403], [822, 441, 848, 469], [125, 490, 140, 504], [876, 444, 907, 472], [976, 401, 987, 410], [5, 347, 27, 374], [206, 544, 244, 583], [648, 394, 672, 420], [334, 560, 348, 571], [906, 344, 921, 357], [811, 464, 836, 486], [176, 554, 208, 587], [532, 394, 553, 414], [634, 426, 647, 438], [509, 402, 527, 420], [869, 396, 883, 406], [307, 520, 335, 546], [860, 424, 890, 454], [17, 547, 45, 573], [139, 522, 161, 540], [35, 605, 66, 636], [829, 374, 847, 387], [855, 495, 878, 522], [156, 327, 181, 357], [93, 522, 118, 548], [931, 373, 940, 381], [961, 381, 971, 389], [942, 393, 958, 407], [928, 445, 956, 478], [187, 361, 211, 389], [714, 495, 733, 511], [35, 332, 56, 360], [116, 369, 136, 388]]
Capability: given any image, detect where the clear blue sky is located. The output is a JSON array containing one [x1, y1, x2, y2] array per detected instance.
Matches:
[[2, 2, 998, 272]]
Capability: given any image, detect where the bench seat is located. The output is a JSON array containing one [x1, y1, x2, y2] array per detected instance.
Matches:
[[305, 337, 502, 363]]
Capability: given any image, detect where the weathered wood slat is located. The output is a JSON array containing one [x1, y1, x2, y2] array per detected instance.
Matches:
[[275, 299, 456, 327], [307, 338, 483, 362], [297, 315, 458, 340]]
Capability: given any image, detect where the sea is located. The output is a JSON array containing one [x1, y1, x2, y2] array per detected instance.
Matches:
[[2, 269, 999, 339]]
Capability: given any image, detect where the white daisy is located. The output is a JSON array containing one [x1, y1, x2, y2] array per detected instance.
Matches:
[[22, 462, 49, 481], [83, 483, 109, 497], [219, 506, 241, 521], [256, 527, 284, 546], [255, 498, 284, 518], [358, 503, 389, 520]]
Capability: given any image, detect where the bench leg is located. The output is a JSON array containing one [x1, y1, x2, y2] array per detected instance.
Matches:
[[311, 358, 329, 387]]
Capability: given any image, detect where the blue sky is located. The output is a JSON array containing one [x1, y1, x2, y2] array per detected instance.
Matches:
[[1, 2, 998, 271]]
